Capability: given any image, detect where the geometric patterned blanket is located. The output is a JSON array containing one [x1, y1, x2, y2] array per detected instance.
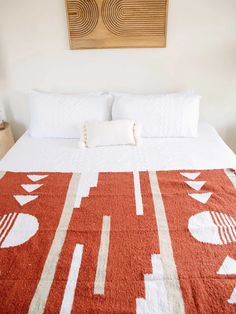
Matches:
[[0, 169, 235, 313]]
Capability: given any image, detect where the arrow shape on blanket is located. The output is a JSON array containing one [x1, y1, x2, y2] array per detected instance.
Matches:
[[180, 172, 201, 180], [228, 288, 236, 304], [14, 195, 38, 206], [217, 256, 236, 275], [188, 192, 212, 204], [185, 181, 206, 191], [27, 175, 48, 182], [21, 184, 43, 193]]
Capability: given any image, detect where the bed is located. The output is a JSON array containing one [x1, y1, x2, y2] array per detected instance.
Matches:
[[0, 119, 236, 314]]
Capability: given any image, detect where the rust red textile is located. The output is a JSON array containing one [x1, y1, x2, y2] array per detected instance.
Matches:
[[0, 169, 235, 313]]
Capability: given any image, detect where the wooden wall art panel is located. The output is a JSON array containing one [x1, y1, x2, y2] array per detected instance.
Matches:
[[65, 0, 169, 49]]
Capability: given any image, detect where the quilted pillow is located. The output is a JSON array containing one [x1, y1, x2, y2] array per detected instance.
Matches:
[[29, 91, 112, 138], [112, 91, 201, 138]]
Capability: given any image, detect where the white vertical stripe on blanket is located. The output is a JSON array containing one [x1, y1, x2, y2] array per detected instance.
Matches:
[[94, 216, 111, 295], [149, 171, 185, 314], [133, 171, 144, 216], [28, 173, 80, 314], [60, 244, 84, 314]]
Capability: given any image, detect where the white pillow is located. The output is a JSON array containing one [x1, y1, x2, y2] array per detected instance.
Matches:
[[80, 120, 141, 148], [29, 91, 112, 138], [112, 91, 201, 138]]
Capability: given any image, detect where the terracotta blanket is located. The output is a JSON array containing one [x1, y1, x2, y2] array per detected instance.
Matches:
[[0, 169, 236, 313]]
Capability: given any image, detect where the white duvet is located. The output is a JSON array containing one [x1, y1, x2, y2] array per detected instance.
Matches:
[[0, 122, 235, 173]]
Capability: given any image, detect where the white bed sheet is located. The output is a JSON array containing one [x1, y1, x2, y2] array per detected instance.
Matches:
[[0, 123, 235, 173]]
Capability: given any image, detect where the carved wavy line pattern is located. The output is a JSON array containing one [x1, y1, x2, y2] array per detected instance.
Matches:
[[67, 0, 99, 38], [101, 0, 167, 37]]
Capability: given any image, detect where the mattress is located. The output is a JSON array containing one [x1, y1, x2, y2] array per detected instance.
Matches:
[[0, 122, 235, 172]]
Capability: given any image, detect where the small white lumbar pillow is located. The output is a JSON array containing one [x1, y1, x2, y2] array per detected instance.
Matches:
[[112, 91, 201, 138], [80, 120, 141, 148], [29, 91, 112, 138]]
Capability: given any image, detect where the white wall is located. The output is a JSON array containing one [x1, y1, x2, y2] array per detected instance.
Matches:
[[0, 0, 235, 151]]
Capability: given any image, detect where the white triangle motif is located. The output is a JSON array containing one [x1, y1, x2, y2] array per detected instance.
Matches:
[[180, 172, 201, 180], [27, 175, 48, 182], [217, 256, 236, 275], [228, 288, 236, 304], [188, 192, 212, 204], [14, 195, 38, 206], [185, 181, 206, 191], [21, 184, 43, 193]]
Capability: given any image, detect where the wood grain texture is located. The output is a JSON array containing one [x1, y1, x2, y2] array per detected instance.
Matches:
[[65, 0, 168, 49], [66, 0, 99, 38], [0, 123, 14, 159]]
